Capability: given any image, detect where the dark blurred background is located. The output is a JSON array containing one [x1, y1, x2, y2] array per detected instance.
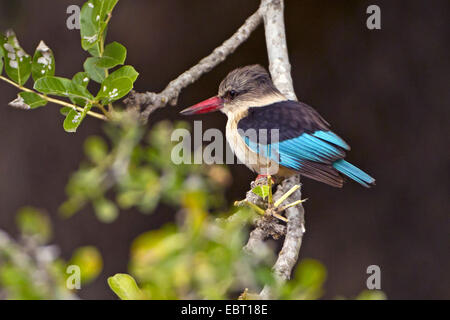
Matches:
[[0, 0, 448, 299]]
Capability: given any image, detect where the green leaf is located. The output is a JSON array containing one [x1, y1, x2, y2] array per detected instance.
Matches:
[[96, 42, 126, 68], [63, 103, 93, 133], [356, 290, 387, 300], [80, 0, 119, 51], [97, 65, 138, 104], [84, 136, 108, 164], [88, 44, 101, 57], [111, 65, 139, 83], [64, 109, 83, 133], [108, 274, 145, 300], [9, 92, 47, 110], [83, 43, 126, 83], [83, 57, 106, 83], [1, 30, 32, 85], [252, 185, 270, 200], [31, 41, 55, 82], [72, 72, 90, 88], [34, 76, 93, 103], [93, 197, 118, 223], [68, 246, 103, 284], [59, 106, 72, 116], [16, 207, 52, 244], [295, 258, 327, 290]]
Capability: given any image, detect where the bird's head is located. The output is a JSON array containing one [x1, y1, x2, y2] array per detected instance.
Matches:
[[180, 65, 285, 117]]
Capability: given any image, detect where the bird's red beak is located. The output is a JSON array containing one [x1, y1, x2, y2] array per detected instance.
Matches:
[[180, 96, 224, 115]]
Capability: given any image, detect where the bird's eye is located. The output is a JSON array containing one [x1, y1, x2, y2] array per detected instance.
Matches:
[[228, 90, 238, 99]]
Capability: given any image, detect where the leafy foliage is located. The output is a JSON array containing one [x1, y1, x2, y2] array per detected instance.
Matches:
[[16, 207, 52, 244], [31, 41, 55, 81], [110, 205, 274, 300], [97, 66, 138, 104], [63, 104, 93, 133], [0, 0, 138, 132], [9, 92, 47, 110], [69, 246, 103, 284], [107, 196, 351, 300], [80, 0, 118, 53], [108, 274, 146, 300], [252, 185, 271, 200], [0, 30, 32, 85], [61, 118, 229, 221], [0, 207, 102, 300]]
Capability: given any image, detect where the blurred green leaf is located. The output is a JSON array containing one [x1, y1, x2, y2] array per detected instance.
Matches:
[[84, 136, 108, 164], [59, 196, 86, 218], [16, 206, 51, 243], [9, 92, 47, 110], [68, 246, 103, 284], [31, 41, 55, 82], [93, 197, 118, 223], [108, 273, 145, 300], [131, 227, 183, 267], [295, 258, 327, 290], [0, 265, 43, 300], [0, 210, 85, 299], [280, 258, 327, 300], [1, 30, 32, 85], [356, 290, 387, 300], [117, 167, 161, 213]]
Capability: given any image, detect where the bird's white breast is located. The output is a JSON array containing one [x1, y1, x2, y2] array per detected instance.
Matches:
[[222, 94, 288, 175], [225, 112, 278, 175]]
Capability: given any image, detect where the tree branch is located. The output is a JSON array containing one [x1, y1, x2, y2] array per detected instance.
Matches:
[[259, 176, 305, 299], [260, 0, 297, 101], [125, 8, 263, 123], [246, 0, 305, 300]]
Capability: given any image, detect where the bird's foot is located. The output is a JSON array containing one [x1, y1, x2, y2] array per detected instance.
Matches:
[[237, 178, 307, 223], [255, 174, 275, 185]]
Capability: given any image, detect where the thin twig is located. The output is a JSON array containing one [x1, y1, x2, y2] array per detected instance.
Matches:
[[0, 76, 107, 121], [125, 8, 264, 123]]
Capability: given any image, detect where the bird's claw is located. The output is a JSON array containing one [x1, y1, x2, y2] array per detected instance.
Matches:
[[237, 176, 307, 223]]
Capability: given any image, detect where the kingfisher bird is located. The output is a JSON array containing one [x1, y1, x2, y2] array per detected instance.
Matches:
[[180, 65, 375, 188]]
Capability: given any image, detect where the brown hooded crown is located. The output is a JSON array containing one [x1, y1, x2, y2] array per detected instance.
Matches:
[[218, 65, 281, 103]]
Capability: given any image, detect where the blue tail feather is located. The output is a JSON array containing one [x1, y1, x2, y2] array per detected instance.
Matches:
[[332, 159, 375, 188]]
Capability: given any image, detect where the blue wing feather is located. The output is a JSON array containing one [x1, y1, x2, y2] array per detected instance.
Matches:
[[312, 131, 350, 150], [236, 100, 374, 187], [242, 130, 346, 170]]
